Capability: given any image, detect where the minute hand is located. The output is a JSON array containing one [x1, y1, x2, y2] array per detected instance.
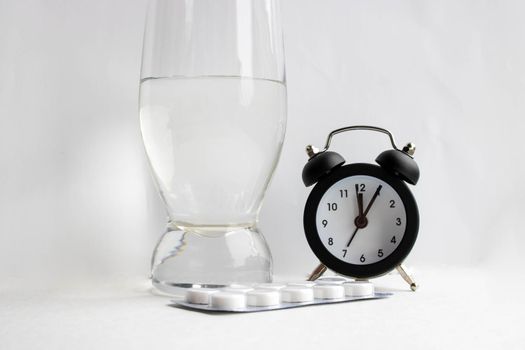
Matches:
[[362, 185, 383, 217]]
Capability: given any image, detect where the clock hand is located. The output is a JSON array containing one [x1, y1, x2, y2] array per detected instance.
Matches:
[[355, 184, 364, 218], [362, 185, 382, 217]]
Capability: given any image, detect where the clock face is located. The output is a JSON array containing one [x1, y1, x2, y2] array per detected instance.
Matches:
[[316, 175, 406, 265], [304, 164, 419, 278]]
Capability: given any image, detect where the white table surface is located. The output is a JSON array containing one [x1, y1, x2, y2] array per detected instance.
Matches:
[[1, 266, 523, 350]]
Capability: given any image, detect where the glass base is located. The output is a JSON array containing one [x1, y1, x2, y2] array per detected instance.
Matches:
[[151, 223, 272, 296]]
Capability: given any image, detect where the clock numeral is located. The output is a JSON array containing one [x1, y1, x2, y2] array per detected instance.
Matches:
[[327, 203, 338, 211], [378, 249, 384, 258], [328, 237, 333, 246], [396, 217, 401, 226], [389, 200, 396, 208], [360, 254, 366, 263], [359, 184, 366, 192], [391, 236, 397, 244], [339, 189, 348, 198], [342, 249, 347, 257], [322, 219, 328, 227]]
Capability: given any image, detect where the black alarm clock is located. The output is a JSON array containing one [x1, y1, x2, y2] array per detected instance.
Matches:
[[302, 126, 420, 290]]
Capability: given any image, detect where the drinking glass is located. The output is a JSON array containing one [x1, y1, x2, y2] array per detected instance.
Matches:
[[139, 0, 286, 294]]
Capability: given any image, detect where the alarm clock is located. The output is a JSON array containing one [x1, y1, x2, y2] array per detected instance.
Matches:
[[302, 126, 420, 290]]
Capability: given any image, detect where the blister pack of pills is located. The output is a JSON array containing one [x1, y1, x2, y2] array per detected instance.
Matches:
[[171, 276, 392, 313]]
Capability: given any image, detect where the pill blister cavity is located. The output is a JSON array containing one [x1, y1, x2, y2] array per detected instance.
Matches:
[[255, 282, 287, 290], [185, 288, 219, 305], [210, 292, 247, 310], [247, 290, 281, 306], [315, 276, 349, 285], [221, 286, 254, 293], [343, 281, 374, 297], [280, 286, 315, 303], [313, 284, 345, 299], [286, 281, 316, 288]]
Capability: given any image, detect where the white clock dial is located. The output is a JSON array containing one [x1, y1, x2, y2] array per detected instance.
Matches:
[[316, 175, 406, 265]]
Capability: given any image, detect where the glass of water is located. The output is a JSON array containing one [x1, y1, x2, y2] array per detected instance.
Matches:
[[139, 0, 286, 294]]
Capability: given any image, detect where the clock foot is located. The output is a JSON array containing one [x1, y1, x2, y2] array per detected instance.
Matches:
[[307, 263, 327, 281], [396, 264, 418, 291]]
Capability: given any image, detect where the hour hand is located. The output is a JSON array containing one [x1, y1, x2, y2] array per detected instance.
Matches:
[[357, 193, 364, 218], [355, 184, 364, 218]]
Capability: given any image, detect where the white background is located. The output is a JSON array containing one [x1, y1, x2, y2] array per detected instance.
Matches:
[[1, 0, 524, 348]]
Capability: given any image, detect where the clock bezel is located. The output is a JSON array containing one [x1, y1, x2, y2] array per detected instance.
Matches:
[[303, 163, 419, 278]]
